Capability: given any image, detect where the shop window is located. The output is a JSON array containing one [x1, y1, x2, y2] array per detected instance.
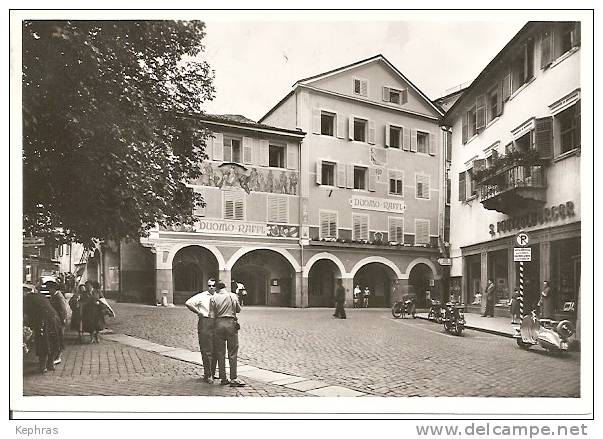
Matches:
[[269, 144, 286, 168], [557, 102, 581, 155], [352, 214, 369, 241], [354, 166, 367, 190], [321, 111, 335, 136], [388, 217, 404, 243], [417, 131, 429, 154], [353, 118, 368, 142], [319, 211, 338, 239], [223, 137, 242, 163], [416, 174, 430, 199], [389, 125, 401, 148]]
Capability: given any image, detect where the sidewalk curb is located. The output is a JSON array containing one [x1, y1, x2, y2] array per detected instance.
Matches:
[[414, 315, 515, 338]]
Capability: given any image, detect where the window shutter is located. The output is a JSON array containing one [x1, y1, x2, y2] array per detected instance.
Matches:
[[401, 89, 408, 105], [368, 167, 377, 192], [348, 116, 354, 140], [502, 73, 512, 101], [242, 137, 253, 164], [535, 116, 553, 159], [416, 174, 429, 198], [312, 107, 321, 134], [320, 212, 329, 238], [329, 213, 337, 238], [360, 80, 368, 97], [368, 120, 376, 145], [316, 160, 322, 185], [385, 124, 391, 147], [476, 95, 486, 129], [541, 30, 553, 68], [251, 138, 260, 164], [346, 164, 354, 188], [458, 172, 466, 201], [415, 220, 429, 244], [571, 22, 581, 47], [268, 195, 288, 223], [428, 131, 435, 156], [224, 189, 244, 220], [278, 196, 288, 223], [402, 126, 411, 151], [267, 195, 277, 222], [496, 81, 504, 117], [382, 87, 390, 102], [259, 140, 269, 166], [212, 133, 224, 161], [337, 163, 346, 188], [461, 113, 468, 144], [336, 113, 345, 139], [389, 218, 404, 243], [286, 143, 298, 170], [410, 129, 418, 152], [446, 131, 452, 161], [353, 216, 361, 240]]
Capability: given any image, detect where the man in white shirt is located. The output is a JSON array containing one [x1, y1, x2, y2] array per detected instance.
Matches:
[[185, 278, 217, 383]]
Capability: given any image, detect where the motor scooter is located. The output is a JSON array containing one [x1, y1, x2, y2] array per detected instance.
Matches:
[[427, 300, 444, 323], [514, 310, 574, 353], [391, 295, 416, 319], [442, 301, 465, 335]]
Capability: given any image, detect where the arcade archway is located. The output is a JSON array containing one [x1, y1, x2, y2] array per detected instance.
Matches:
[[307, 259, 343, 307], [409, 263, 435, 308], [172, 246, 219, 304], [353, 262, 397, 307]]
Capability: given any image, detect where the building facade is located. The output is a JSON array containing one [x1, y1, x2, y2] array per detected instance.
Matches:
[[445, 22, 581, 321], [260, 55, 446, 308]]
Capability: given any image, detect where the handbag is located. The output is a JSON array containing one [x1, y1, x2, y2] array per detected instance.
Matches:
[[229, 295, 241, 331]]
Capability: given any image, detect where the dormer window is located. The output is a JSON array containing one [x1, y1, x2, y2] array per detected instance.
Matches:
[[383, 87, 408, 105]]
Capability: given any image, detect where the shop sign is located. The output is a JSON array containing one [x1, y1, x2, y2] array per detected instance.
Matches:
[[196, 219, 268, 236], [267, 224, 299, 238], [350, 195, 405, 214], [437, 258, 452, 266], [489, 201, 575, 236], [513, 247, 532, 262]]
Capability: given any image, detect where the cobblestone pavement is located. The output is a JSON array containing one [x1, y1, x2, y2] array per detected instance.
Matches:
[[107, 303, 580, 398], [23, 332, 307, 397]]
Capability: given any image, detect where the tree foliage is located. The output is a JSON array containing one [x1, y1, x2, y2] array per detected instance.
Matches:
[[22, 20, 215, 248]]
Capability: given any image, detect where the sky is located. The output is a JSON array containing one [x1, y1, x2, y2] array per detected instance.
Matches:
[[198, 19, 526, 121]]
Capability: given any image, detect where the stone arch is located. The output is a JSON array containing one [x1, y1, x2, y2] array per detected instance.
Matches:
[[167, 243, 226, 271], [226, 247, 301, 272], [349, 256, 404, 279], [405, 257, 440, 280], [303, 252, 347, 278]]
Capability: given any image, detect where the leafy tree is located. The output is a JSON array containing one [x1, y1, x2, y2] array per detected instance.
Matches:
[[22, 20, 215, 248]]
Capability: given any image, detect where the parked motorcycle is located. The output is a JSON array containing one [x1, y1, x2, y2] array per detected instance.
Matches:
[[514, 310, 575, 353], [391, 296, 416, 319], [427, 300, 444, 323], [442, 301, 465, 335]]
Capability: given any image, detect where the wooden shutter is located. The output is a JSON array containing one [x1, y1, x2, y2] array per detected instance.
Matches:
[[267, 195, 277, 222], [224, 189, 244, 220], [461, 113, 468, 144], [368, 120, 376, 145], [401, 89, 408, 105], [360, 80, 368, 97], [268, 195, 288, 223], [476, 95, 486, 130], [502, 73, 512, 102], [458, 172, 466, 201], [251, 138, 260, 164], [410, 129, 418, 152], [417, 174, 429, 198], [382, 87, 390, 102], [320, 212, 329, 238], [353, 215, 368, 240], [368, 167, 377, 192], [496, 81, 504, 117], [415, 220, 430, 244], [385, 124, 391, 147], [571, 22, 581, 47], [428, 131, 436, 156], [402, 126, 411, 151], [348, 116, 354, 140], [337, 163, 346, 188], [446, 131, 452, 161], [336, 113, 345, 139], [541, 30, 553, 68], [535, 117, 553, 159], [212, 133, 224, 161], [473, 158, 487, 173], [312, 107, 321, 134], [259, 140, 269, 166], [242, 137, 253, 164], [389, 218, 404, 243], [346, 164, 354, 188], [286, 143, 298, 170], [315, 160, 322, 185]]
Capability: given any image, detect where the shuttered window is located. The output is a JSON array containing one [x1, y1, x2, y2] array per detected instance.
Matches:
[[415, 219, 430, 245], [557, 102, 580, 154], [417, 131, 429, 154], [223, 189, 245, 220], [319, 211, 338, 239], [416, 174, 430, 199], [458, 172, 466, 201], [268, 144, 286, 168], [383, 87, 408, 105], [389, 170, 403, 196], [388, 217, 404, 243], [267, 195, 288, 223], [353, 78, 368, 97], [352, 214, 369, 241], [223, 137, 242, 163], [354, 166, 367, 190]]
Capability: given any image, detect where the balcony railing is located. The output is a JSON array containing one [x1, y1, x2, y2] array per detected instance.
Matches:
[[478, 164, 546, 202]]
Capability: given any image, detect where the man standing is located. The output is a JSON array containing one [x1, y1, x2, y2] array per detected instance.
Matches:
[[209, 281, 246, 387], [333, 279, 346, 319], [482, 279, 495, 317], [185, 278, 217, 383]]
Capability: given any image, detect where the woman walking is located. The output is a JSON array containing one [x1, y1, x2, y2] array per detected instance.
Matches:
[[80, 281, 105, 343], [510, 288, 521, 324], [69, 285, 86, 342]]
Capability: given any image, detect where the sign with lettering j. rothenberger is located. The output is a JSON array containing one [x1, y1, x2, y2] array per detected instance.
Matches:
[[350, 195, 406, 214]]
